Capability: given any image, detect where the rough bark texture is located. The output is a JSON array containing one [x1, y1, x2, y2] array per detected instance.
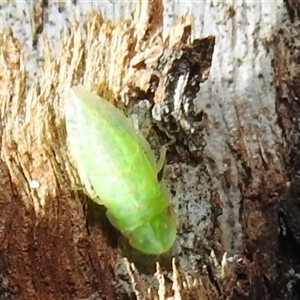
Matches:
[[273, 2, 300, 300], [0, 1, 299, 300]]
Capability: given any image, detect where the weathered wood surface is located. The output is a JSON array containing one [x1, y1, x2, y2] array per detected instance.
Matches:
[[0, 1, 299, 299]]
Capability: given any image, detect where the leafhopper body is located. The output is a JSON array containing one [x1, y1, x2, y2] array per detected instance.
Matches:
[[65, 86, 177, 254]]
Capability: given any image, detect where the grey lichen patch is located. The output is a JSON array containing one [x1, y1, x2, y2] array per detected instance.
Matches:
[[167, 163, 215, 258]]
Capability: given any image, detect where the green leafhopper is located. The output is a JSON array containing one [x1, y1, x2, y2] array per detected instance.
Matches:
[[65, 86, 177, 254]]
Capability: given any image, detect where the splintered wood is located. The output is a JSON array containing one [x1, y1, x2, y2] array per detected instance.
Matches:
[[0, 2, 213, 215]]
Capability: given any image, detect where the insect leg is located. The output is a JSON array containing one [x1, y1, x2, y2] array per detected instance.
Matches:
[[157, 146, 166, 182]]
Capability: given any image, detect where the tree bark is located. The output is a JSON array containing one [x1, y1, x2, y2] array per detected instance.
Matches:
[[0, 1, 298, 300]]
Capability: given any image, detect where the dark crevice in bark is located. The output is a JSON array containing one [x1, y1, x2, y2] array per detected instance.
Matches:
[[273, 6, 300, 300]]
